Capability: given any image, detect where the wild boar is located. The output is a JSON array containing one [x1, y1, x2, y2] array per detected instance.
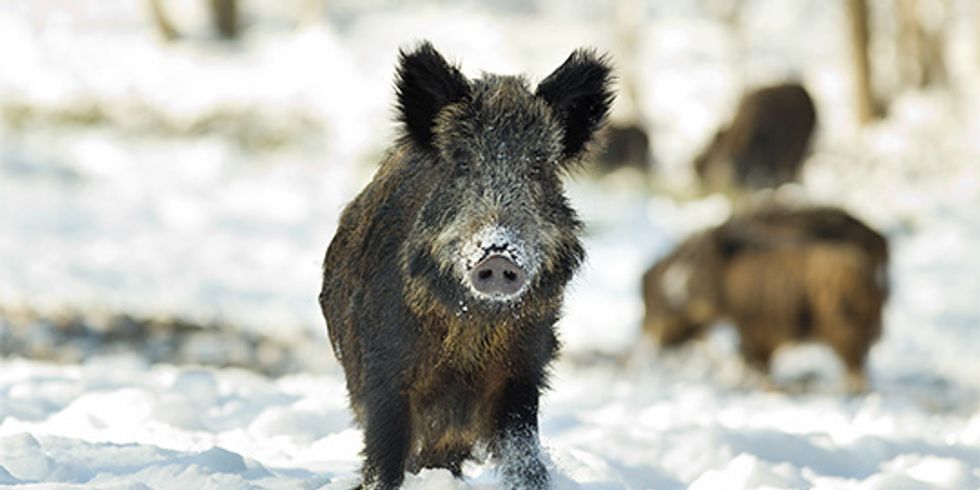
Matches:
[[320, 42, 613, 488], [719, 203, 889, 297], [694, 83, 817, 191], [595, 123, 651, 174], [642, 212, 885, 393]]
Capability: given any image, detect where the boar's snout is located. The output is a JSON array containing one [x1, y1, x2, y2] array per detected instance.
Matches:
[[470, 255, 528, 300], [457, 225, 539, 302]]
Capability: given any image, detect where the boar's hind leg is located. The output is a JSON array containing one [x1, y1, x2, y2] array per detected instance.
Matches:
[[828, 336, 871, 395], [360, 391, 412, 490], [820, 308, 874, 395], [738, 338, 774, 375], [492, 378, 548, 489]]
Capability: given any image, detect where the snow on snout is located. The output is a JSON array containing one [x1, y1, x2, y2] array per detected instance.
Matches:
[[459, 225, 539, 274], [458, 225, 540, 299]]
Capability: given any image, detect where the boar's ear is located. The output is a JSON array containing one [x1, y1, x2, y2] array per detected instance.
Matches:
[[536, 49, 615, 160], [395, 42, 471, 149]]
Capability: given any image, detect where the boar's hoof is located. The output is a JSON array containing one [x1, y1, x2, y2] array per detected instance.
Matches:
[[470, 255, 527, 299]]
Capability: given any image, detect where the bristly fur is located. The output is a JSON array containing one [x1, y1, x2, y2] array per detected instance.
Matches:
[[693, 83, 816, 191], [642, 205, 887, 394], [321, 41, 613, 489], [535, 49, 615, 162], [395, 41, 471, 149]]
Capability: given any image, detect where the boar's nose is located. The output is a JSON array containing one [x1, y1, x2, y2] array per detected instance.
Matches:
[[470, 255, 528, 299]]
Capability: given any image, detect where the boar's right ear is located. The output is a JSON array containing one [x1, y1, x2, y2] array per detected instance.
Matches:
[[536, 49, 615, 161], [395, 42, 471, 149]]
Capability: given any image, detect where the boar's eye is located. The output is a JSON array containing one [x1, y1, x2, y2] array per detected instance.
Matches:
[[524, 152, 551, 178], [524, 155, 543, 178], [451, 148, 472, 173]]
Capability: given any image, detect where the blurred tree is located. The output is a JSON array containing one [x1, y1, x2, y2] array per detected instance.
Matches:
[[596, 0, 653, 174], [210, 0, 240, 40], [846, 0, 884, 125], [147, 0, 241, 42], [613, 0, 642, 126], [148, 0, 180, 41], [895, 0, 948, 89]]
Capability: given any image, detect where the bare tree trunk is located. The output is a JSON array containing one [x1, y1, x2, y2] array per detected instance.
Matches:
[[613, 0, 643, 125], [896, 0, 920, 86], [595, 0, 653, 174], [896, 0, 948, 89], [147, 0, 180, 42], [210, 0, 239, 40], [919, 1, 948, 87], [846, 0, 879, 125], [921, 30, 948, 87]]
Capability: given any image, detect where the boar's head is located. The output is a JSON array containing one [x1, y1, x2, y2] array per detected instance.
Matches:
[[396, 42, 614, 320], [642, 230, 729, 347]]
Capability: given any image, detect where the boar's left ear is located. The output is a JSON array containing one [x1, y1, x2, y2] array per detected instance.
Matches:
[[536, 49, 615, 160], [395, 41, 471, 149]]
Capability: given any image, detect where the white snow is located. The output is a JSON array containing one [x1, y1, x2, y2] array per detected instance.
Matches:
[[1, 0, 979, 488]]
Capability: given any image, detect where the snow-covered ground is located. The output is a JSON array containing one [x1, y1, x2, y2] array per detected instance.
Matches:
[[1, 0, 979, 488]]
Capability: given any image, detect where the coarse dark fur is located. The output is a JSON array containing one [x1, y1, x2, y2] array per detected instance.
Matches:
[[320, 42, 613, 489], [694, 83, 817, 191], [719, 202, 890, 298], [641, 208, 886, 393], [723, 242, 883, 392]]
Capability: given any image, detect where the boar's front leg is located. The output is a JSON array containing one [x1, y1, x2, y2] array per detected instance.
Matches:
[[493, 377, 549, 489], [360, 381, 412, 489]]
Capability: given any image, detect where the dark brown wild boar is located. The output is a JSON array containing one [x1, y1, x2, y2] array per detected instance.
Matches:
[[722, 242, 884, 393], [320, 42, 613, 489], [719, 203, 890, 298], [642, 216, 885, 393], [595, 123, 651, 174], [694, 83, 817, 191]]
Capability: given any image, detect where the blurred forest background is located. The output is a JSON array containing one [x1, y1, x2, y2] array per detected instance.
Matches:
[[2, 0, 978, 373], [0, 0, 979, 488]]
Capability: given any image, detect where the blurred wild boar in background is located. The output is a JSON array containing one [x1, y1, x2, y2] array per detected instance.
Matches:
[[595, 124, 651, 174], [719, 203, 890, 297], [694, 83, 817, 192], [642, 204, 887, 393], [320, 42, 613, 489]]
